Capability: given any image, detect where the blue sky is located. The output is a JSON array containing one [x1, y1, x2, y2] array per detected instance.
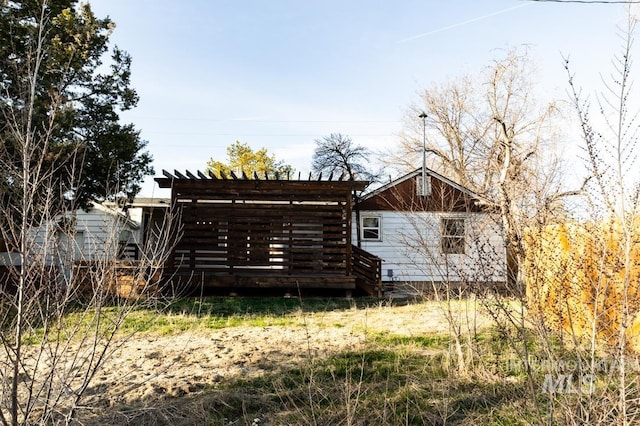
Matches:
[[87, 0, 632, 198]]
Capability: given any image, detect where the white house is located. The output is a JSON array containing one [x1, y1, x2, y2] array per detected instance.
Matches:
[[72, 203, 142, 261], [0, 196, 177, 301], [353, 168, 506, 290], [0, 202, 141, 268]]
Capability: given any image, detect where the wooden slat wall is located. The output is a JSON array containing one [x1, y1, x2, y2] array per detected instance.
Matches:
[[172, 201, 349, 274], [351, 245, 382, 296], [156, 170, 370, 283]]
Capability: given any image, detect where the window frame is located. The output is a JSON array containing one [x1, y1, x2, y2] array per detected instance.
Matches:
[[361, 215, 382, 242], [441, 217, 465, 255]]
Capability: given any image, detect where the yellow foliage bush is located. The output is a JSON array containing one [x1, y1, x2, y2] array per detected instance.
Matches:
[[524, 218, 640, 351]]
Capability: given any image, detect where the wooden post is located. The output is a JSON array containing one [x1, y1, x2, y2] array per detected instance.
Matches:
[[345, 193, 353, 276], [166, 181, 178, 276]]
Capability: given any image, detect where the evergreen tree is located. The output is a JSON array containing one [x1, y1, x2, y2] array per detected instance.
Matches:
[[0, 0, 153, 212]]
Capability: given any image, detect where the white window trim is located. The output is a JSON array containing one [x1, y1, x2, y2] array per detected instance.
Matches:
[[441, 216, 465, 255], [361, 214, 382, 242]]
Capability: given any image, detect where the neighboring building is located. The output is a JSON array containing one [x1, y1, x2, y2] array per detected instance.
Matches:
[[353, 168, 506, 290], [107, 197, 172, 261], [0, 202, 141, 268], [72, 203, 142, 261], [0, 199, 174, 299]]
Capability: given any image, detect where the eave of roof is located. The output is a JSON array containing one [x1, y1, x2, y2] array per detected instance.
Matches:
[[360, 167, 487, 204], [90, 202, 140, 229], [128, 197, 171, 208]]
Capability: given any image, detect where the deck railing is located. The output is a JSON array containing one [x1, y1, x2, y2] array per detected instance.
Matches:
[[351, 245, 382, 297], [118, 242, 140, 261]]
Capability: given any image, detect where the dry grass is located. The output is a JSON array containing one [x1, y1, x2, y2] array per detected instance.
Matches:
[[30, 296, 630, 425]]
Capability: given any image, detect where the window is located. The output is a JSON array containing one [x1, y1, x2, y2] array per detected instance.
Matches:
[[416, 175, 432, 196], [441, 217, 465, 254], [361, 216, 381, 241]]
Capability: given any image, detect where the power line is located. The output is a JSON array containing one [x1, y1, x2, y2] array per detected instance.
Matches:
[[127, 116, 400, 124], [143, 132, 396, 140]]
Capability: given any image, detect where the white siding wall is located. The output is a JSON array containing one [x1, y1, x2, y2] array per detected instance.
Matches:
[[1, 207, 137, 266], [354, 210, 506, 284], [75, 208, 128, 260]]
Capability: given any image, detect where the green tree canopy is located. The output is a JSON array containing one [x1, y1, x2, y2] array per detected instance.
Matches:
[[0, 0, 153, 211], [206, 141, 294, 179]]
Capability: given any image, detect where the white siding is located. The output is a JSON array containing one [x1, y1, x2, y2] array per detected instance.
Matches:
[[1, 206, 138, 266], [354, 210, 506, 284], [75, 208, 132, 260]]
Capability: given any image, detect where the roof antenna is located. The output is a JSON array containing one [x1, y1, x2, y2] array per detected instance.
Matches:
[[419, 112, 428, 196]]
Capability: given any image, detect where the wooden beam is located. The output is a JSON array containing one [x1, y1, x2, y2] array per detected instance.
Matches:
[[187, 273, 357, 290], [174, 170, 187, 179], [185, 170, 197, 179], [155, 179, 369, 193], [197, 170, 208, 179]]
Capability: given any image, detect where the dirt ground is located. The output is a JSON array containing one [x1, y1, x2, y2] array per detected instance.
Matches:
[[86, 300, 491, 411]]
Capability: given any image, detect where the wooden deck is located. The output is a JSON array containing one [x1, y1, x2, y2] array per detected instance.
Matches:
[[156, 170, 381, 296], [172, 271, 357, 290]]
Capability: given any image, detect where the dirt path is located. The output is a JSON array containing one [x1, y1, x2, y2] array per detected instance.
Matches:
[[88, 301, 491, 408]]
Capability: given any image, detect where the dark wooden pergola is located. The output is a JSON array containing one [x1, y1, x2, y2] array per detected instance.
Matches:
[[155, 170, 381, 295]]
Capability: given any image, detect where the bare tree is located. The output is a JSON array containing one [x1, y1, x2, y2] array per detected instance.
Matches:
[[312, 133, 377, 247], [466, 12, 640, 426], [391, 48, 570, 288], [386, 47, 606, 424], [0, 2, 180, 424], [312, 133, 374, 181]]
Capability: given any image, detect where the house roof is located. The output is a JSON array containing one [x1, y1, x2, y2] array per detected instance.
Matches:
[[89, 202, 140, 229], [357, 167, 488, 213], [361, 167, 482, 202]]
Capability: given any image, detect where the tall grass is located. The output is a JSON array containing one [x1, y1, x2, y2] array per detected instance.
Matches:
[[75, 296, 561, 425], [39, 295, 639, 425]]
